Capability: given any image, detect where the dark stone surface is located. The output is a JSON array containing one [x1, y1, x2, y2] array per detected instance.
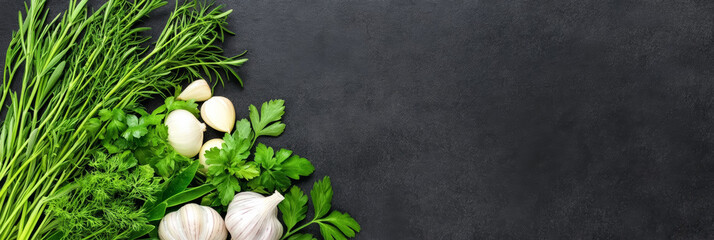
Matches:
[[4, 0, 714, 239]]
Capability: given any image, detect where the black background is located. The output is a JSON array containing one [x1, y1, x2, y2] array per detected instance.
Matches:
[[4, 0, 714, 239]]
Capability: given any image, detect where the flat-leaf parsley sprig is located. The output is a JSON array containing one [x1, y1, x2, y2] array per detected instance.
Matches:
[[279, 177, 361, 240]]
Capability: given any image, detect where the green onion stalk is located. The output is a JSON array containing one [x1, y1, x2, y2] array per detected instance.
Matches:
[[0, 0, 246, 239]]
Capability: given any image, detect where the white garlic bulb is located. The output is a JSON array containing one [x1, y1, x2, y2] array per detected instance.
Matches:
[[177, 79, 212, 101], [166, 109, 206, 157], [225, 191, 285, 240], [158, 203, 228, 240], [200, 96, 235, 132], [198, 138, 225, 173]]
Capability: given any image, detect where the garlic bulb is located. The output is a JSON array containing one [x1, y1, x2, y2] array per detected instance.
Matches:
[[199, 138, 225, 173], [201, 96, 235, 132], [166, 109, 206, 157], [158, 203, 228, 240], [225, 191, 284, 240], [177, 79, 212, 101]]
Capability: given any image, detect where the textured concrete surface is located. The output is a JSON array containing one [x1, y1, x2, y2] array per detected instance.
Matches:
[[4, 0, 714, 239]]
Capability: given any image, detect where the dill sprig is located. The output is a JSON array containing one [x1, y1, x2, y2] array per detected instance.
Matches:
[[0, 0, 246, 239], [45, 152, 163, 240]]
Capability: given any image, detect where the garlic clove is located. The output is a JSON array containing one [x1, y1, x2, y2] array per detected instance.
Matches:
[[159, 203, 228, 240], [225, 191, 284, 240], [201, 96, 235, 132], [177, 79, 212, 101], [199, 138, 225, 174], [166, 109, 206, 157]]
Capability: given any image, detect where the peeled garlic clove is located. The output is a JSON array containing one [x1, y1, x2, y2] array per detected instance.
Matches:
[[166, 109, 206, 157], [201, 96, 235, 132], [159, 203, 228, 240], [177, 79, 212, 101], [225, 191, 284, 240], [199, 138, 225, 173]]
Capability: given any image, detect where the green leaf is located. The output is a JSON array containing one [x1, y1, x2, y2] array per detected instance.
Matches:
[[311, 176, 333, 219], [205, 126, 259, 206], [126, 115, 139, 127], [161, 161, 199, 201], [281, 155, 314, 179], [43, 61, 65, 98], [235, 162, 260, 180], [259, 122, 286, 137], [280, 177, 360, 240], [250, 145, 313, 192], [163, 97, 199, 116], [200, 191, 219, 206], [133, 108, 150, 117], [99, 109, 112, 121], [142, 113, 164, 125], [127, 224, 155, 240], [321, 211, 361, 237], [154, 158, 173, 178], [152, 105, 167, 116], [318, 222, 346, 240], [267, 170, 291, 191], [164, 184, 214, 207], [248, 184, 269, 194], [24, 129, 38, 158], [205, 147, 224, 166], [278, 186, 308, 231], [85, 118, 101, 135], [118, 156, 138, 172], [249, 99, 286, 137], [216, 176, 241, 205], [145, 201, 167, 222], [104, 109, 128, 140], [123, 123, 149, 140], [235, 118, 252, 139], [254, 143, 275, 169], [275, 148, 292, 164], [112, 108, 127, 121]]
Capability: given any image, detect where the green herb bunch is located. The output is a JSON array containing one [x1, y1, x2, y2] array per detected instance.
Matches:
[[45, 152, 162, 240], [0, 0, 362, 239], [0, 0, 246, 239], [46, 97, 211, 239]]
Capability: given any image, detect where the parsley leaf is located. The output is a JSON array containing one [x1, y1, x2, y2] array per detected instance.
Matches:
[[236, 118, 253, 139], [249, 99, 286, 139], [318, 223, 345, 240], [278, 186, 308, 231], [282, 155, 315, 179], [311, 176, 333, 218], [205, 129, 260, 205], [99, 108, 127, 140], [248, 144, 314, 193], [162, 96, 199, 116], [214, 174, 241, 206], [122, 115, 149, 140], [279, 176, 361, 240], [84, 118, 102, 135], [320, 211, 361, 238]]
